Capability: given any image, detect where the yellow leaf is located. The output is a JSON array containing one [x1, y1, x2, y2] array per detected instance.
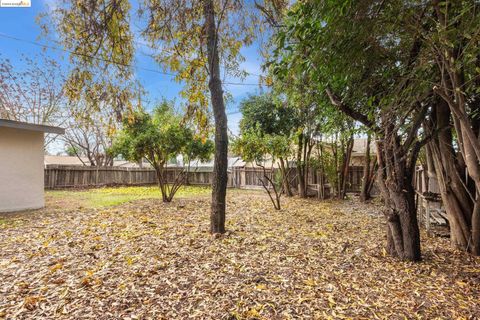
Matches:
[[328, 295, 336, 307], [246, 308, 261, 318], [49, 263, 63, 273], [255, 283, 267, 290], [303, 278, 316, 287]]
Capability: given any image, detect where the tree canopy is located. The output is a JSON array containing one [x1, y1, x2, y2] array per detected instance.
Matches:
[[113, 101, 213, 202]]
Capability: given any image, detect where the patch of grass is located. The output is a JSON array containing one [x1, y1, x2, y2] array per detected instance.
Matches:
[[0, 217, 20, 228], [47, 185, 210, 208]]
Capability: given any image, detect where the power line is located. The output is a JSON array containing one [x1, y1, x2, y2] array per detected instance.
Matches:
[[133, 39, 265, 79], [0, 32, 262, 87]]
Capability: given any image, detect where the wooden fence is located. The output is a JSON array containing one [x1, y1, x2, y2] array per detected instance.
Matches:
[[414, 166, 448, 231], [45, 164, 367, 192], [44, 165, 236, 189]]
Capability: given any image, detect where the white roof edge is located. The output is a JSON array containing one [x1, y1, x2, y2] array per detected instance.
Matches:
[[0, 119, 65, 134]]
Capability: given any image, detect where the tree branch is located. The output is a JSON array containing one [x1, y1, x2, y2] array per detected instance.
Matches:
[[325, 87, 376, 130]]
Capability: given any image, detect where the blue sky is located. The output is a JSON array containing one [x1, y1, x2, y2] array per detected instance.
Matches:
[[0, 0, 267, 134]]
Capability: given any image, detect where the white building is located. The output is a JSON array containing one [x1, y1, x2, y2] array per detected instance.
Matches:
[[0, 119, 64, 212]]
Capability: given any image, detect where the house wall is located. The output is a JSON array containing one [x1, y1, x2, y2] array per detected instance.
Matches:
[[0, 127, 45, 212], [350, 156, 366, 166]]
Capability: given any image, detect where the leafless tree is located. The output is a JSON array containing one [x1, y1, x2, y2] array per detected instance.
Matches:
[[0, 54, 67, 147]]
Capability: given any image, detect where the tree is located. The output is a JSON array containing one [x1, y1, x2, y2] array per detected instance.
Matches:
[[233, 127, 291, 210], [141, 0, 264, 233], [327, 120, 355, 200], [0, 54, 66, 148], [360, 133, 377, 203], [45, 0, 278, 233], [41, 0, 135, 118], [239, 94, 296, 196], [41, 0, 138, 163], [113, 101, 213, 202], [62, 101, 117, 166], [270, 1, 432, 261], [423, 0, 480, 254], [183, 135, 215, 185]]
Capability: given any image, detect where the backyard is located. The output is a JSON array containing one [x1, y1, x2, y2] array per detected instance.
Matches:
[[0, 186, 478, 319]]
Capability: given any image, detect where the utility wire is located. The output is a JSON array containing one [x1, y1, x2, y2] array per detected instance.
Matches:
[[0, 32, 262, 87]]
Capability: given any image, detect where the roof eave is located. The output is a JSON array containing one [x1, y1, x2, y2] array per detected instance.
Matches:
[[0, 119, 65, 134]]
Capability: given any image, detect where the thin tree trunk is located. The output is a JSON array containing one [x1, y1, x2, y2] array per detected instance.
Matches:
[[186, 159, 191, 185], [360, 134, 372, 202], [297, 133, 307, 198], [204, 0, 227, 234], [339, 135, 354, 199], [155, 163, 169, 202], [279, 157, 293, 197]]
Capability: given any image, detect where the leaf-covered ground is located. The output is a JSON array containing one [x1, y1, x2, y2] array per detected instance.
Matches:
[[0, 188, 479, 319]]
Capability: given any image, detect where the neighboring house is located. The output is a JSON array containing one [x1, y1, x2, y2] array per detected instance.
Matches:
[[44, 155, 89, 166], [350, 138, 376, 166], [0, 119, 64, 212], [231, 138, 374, 169], [184, 156, 244, 172], [44, 155, 150, 168]]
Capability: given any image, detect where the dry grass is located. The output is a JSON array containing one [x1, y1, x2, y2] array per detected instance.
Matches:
[[0, 189, 479, 319]]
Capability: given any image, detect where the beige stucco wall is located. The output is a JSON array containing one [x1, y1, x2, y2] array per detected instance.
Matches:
[[0, 127, 45, 212]]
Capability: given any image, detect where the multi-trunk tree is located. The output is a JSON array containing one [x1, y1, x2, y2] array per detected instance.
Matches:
[[113, 101, 213, 202], [270, 0, 435, 261], [424, 0, 480, 254], [239, 94, 296, 196], [233, 127, 291, 210]]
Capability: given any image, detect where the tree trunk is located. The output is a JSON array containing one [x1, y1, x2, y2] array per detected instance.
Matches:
[[204, 0, 227, 234], [154, 163, 169, 203], [185, 160, 191, 185], [339, 135, 354, 199], [432, 1, 480, 253], [360, 134, 372, 202], [426, 100, 476, 252], [326, 88, 423, 261], [279, 157, 293, 197], [297, 133, 307, 198], [388, 184, 421, 261], [376, 139, 421, 261]]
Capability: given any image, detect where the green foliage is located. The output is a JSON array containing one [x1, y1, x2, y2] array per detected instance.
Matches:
[[113, 101, 192, 166], [233, 127, 291, 164], [65, 145, 82, 157], [268, 0, 435, 126], [184, 137, 214, 164], [233, 127, 290, 209], [239, 94, 296, 136], [112, 100, 214, 202]]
